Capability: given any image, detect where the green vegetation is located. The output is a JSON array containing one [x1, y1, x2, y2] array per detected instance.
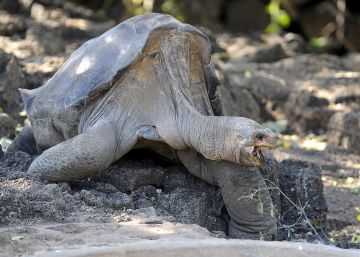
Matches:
[[265, 0, 291, 34], [309, 37, 328, 50]]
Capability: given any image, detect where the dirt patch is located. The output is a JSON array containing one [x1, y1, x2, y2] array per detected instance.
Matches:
[[323, 176, 360, 249], [0, 222, 213, 257]]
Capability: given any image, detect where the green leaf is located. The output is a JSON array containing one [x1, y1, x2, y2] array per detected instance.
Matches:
[[266, 1, 279, 15], [265, 0, 291, 33], [309, 37, 328, 49], [277, 10, 291, 28]]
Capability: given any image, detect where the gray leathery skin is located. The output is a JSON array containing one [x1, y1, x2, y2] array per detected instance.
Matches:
[[178, 149, 277, 240], [10, 13, 277, 239]]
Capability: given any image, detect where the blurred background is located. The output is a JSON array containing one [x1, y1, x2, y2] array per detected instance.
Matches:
[[0, 0, 359, 248]]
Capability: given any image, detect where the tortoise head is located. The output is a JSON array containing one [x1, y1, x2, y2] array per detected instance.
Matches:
[[222, 117, 277, 166]]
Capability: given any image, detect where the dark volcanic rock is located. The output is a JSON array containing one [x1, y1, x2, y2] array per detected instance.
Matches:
[[161, 166, 226, 232], [0, 176, 80, 224], [0, 11, 26, 36], [158, 187, 226, 233], [79, 189, 133, 209], [0, 113, 17, 138], [259, 154, 281, 221], [278, 160, 328, 240], [241, 44, 289, 63], [163, 166, 217, 193], [96, 159, 165, 192], [0, 50, 26, 117], [26, 23, 65, 55], [219, 86, 261, 120], [0, 0, 22, 13], [284, 90, 334, 134], [1, 151, 36, 176], [132, 185, 159, 209], [327, 111, 360, 154]]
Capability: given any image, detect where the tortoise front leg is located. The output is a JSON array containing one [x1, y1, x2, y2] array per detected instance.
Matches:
[[27, 121, 120, 182], [177, 149, 277, 240], [7, 124, 38, 155]]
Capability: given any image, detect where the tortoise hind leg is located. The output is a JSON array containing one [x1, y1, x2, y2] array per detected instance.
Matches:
[[177, 149, 277, 240], [27, 121, 118, 182], [7, 124, 38, 155]]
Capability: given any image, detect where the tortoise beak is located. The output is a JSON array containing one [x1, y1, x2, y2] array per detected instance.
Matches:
[[243, 128, 277, 166]]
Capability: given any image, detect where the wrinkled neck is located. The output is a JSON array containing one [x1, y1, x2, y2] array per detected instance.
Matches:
[[179, 107, 234, 161]]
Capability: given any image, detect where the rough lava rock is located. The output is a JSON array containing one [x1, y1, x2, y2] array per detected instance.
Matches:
[[327, 111, 360, 154], [278, 160, 328, 241], [161, 166, 226, 233], [26, 22, 65, 55], [95, 159, 165, 192], [0, 113, 17, 138], [0, 150, 35, 175], [218, 85, 261, 120], [259, 154, 281, 222], [0, 49, 26, 117], [158, 187, 226, 232], [0, 10, 26, 36], [0, 0, 22, 13], [284, 90, 334, 134]]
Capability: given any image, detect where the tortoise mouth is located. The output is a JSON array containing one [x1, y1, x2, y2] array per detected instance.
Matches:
[[252, 146, 264, 160], [242, 145, 266, 166], [242, 140, 276, 166]]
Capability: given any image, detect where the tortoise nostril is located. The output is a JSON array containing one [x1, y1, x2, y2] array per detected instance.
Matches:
[[256, 133, 265, 141]]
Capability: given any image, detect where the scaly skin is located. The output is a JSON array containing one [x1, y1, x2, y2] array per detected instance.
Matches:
[[178, 149, 277, 239], [10, 24, 277, 239]]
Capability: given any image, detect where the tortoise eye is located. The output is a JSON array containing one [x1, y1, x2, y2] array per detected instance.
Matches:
[[256, 133, 265, 141], [148, 51, 159, 59]]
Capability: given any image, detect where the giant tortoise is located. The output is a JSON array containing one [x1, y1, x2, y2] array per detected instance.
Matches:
[[9, 13, 277, 239]]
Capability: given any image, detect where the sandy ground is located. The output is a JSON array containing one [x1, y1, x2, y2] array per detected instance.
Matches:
[[0, 220, 214, 257]]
